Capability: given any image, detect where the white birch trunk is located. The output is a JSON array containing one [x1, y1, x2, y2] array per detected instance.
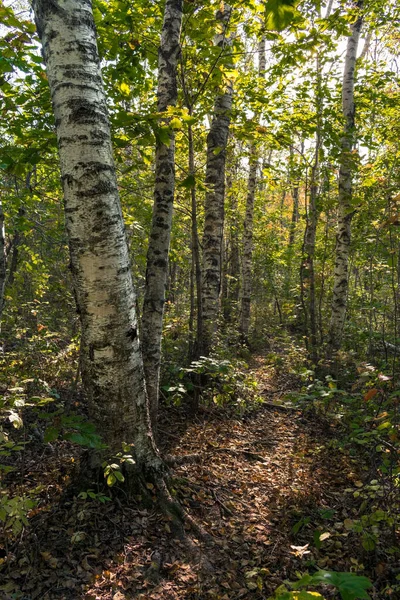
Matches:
[[201, 6, 233, 355], [239, 37, 266, 341], [329, 2, 363, 351], [141, 0, 183, 427], [32, 0, 161, 470]]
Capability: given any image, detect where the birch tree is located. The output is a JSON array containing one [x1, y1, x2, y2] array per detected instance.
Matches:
[[328, 1, 363, 351], [31, 0, 162, 476], [141, 0, 183, 428], [201, 5, 233, 356], [239, 36, 266, 342]]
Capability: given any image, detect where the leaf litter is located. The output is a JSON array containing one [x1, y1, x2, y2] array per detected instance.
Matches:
[[0, 354, 396, 599]]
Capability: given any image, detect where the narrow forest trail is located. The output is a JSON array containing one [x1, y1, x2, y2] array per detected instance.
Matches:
[[1, 354, 371, 600]]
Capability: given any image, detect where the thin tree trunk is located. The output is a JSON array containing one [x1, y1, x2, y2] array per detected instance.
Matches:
[[201, 5, 233, 355], [224, 161, 240, 321], [301, 141, 319, 363], [288, 144, 301, 248], [141, 0, 183, 427], [32, 0, 161, 473], [328, 1, 363, 351], [239, 36, 266, 342], [0, 201, 6, 324], [240, 153, 257, 341], [188, 122, 203, 361]]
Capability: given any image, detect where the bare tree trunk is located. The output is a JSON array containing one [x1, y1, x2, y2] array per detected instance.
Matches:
[[32, 0, 161, 474], [239, 153, 257, 341], [0, 202, 21, 328], [328, 1, 363, 351], [188, 122, 203, 360], [239, 36, 266, 342], [0, 202, 6, 324], [301, 145, 319, 363], [223, 161, 240, 321], [201, 6, 233, 355], [288, 144, 301, 248], [141, 0, 183, 427]]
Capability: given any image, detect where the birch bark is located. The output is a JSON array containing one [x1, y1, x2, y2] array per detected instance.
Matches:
[[141, 0, 183, 427], [32, 0, 161, 471], [239, 37, 266, 342], [201, 5, 233, 356], [329, 1, 363, 351]]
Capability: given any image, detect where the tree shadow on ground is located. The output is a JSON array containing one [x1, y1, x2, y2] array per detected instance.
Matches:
[[1, 392, 378, 600]]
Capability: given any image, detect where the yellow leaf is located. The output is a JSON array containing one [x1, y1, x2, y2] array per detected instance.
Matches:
[[120, 82, 130, 95], [170, 117, 183, 129]]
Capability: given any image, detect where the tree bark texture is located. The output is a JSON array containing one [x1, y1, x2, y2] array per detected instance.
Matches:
[[201, 6, 233, 356], [329, 2, 363, 351], [32, 0, 160, 470], [239, 37, 266, 342], [141, 0, 183, 427]]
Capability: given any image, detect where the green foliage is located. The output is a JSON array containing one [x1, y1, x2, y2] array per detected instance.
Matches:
[[270, 570, 372, 600], [264, 0, 300, 32], [78, 489, 111, 503], [0, 493, 36, 537], [102, 444, 135, 487], [164, 355, 261, 412], [43, 414, 105, 449]]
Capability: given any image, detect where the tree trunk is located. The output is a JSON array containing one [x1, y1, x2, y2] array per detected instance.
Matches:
[[0, 201, 6, 324], [141, 0, 183, 428], [0, 203, 21, 328], [188, 121, 203, 361], [240, 153, 257, 341], [223, 166, 240, 321], [288, 144, 301, 248], [200, 5, 233, 356], [301, 146, 319, 363], [239, 36, 266, 343], [328, 1, 363, 351], [32, 0, 161, 473]]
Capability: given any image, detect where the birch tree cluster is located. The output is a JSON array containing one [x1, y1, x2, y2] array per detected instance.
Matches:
[[0, 0, 399, 472]]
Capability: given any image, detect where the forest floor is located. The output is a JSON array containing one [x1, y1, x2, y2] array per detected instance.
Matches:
[[0, 349, 397, 599]]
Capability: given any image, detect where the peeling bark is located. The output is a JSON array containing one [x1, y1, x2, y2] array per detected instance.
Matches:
[[32, 0, 161, 473], [328, 1, 363, 351], [141, 0, 183, 428]]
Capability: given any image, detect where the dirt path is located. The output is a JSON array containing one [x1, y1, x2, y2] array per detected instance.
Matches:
[[1, 355, 367, 600]]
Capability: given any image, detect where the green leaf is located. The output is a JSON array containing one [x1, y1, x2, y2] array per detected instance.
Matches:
[[264, 0, 299, 31], [44, 426, 59, 443], [106, 472, 117, 486], [361, 534, 376, 552], [114, 470, 125, 482], [179, 174, 196, 189], [309, 571, 372, 600]]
